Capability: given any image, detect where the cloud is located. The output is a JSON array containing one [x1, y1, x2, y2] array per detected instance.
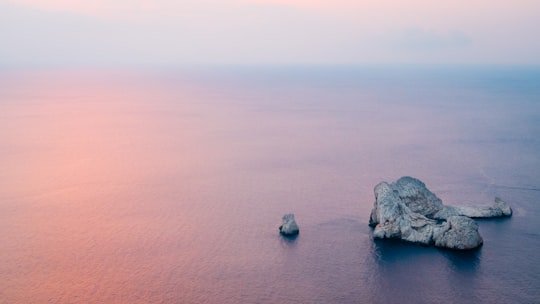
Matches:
[[387, 28, 472, 51], [1, 0, 539, 66], [0, 1, 366, 66]]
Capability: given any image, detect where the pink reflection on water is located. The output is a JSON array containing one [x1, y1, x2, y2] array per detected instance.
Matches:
[[0, 70, 222, 303]]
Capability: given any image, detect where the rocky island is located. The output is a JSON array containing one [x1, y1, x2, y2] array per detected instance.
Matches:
[[279, 213, 299, 236], [369, 176, 512, 250]]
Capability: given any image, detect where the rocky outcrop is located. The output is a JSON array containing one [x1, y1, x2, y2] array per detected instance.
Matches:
[[369, 176, 512, 250], [279, 214, 299, 235], [433, 197, 512, 219]]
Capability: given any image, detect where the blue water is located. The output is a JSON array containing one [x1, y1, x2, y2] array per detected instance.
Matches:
[[0, 66, 539, 303]]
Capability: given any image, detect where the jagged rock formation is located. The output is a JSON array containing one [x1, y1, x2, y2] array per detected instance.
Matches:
[[369, 176, 512, 250], [279, 214, 299, 235]]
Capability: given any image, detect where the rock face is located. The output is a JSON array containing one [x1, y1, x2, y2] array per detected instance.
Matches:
[[279, 214, 299, 235], [369, 176, 512, 250], [433, 216, 484, 250]]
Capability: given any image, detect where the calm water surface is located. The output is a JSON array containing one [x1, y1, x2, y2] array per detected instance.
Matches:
[[1, 66, 539, 303]]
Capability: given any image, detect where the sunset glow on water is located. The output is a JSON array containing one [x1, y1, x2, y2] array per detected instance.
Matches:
[[1, 67, 539, 303]]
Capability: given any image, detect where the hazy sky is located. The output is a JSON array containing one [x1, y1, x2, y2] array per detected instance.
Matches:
[[1, 0, 539, 66]]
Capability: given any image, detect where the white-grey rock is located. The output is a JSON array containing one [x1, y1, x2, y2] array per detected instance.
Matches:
[[279, 214, 299, 235], [433, 216, 483, 250], [369, 180, 444, 246], [495, 197, 513, 216], [393, 176, 443, 217], [433, 197, 513, 219], [369, 176, 511, 250]]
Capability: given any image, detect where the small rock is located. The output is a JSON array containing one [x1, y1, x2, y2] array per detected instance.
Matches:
[[279, 214, 299, 235], [495, 197, 513, 216]]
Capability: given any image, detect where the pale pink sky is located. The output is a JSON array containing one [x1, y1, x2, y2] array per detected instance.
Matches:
[[1, 0, 539, 65]]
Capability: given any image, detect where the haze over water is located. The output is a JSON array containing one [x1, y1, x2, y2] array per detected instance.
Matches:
[[1, 66, 539, 303]]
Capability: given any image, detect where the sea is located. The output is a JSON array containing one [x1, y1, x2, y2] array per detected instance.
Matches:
[[1, 66, 539, 303]]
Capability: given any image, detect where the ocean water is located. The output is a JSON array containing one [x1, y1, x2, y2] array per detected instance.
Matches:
[[0, 66, 539, 303]]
